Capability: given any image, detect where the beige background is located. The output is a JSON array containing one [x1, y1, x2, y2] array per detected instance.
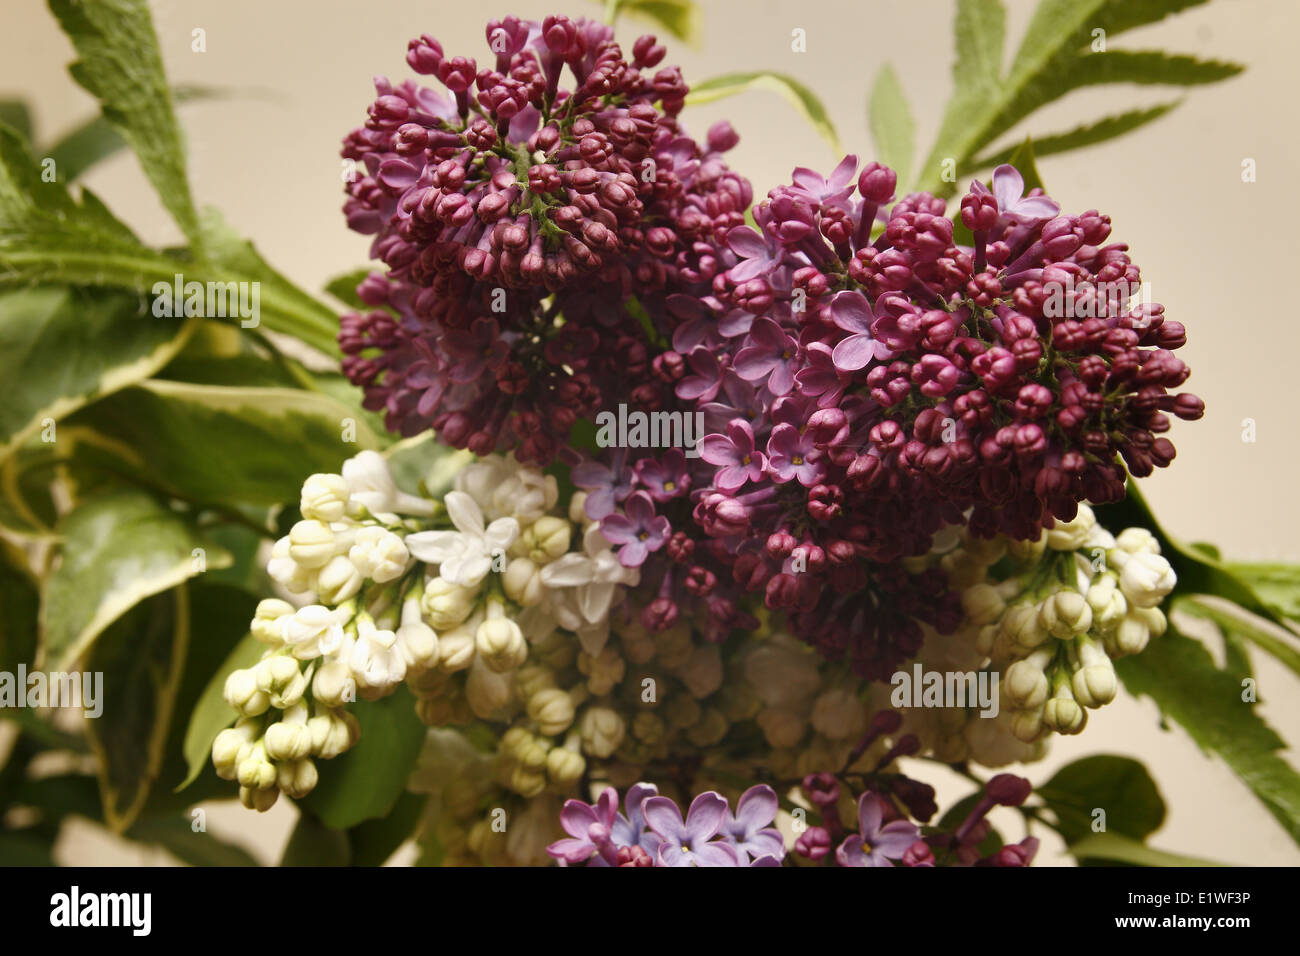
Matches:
[[3, 0, 1298, 865]]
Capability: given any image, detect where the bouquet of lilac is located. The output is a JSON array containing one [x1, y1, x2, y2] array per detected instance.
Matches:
[[7, 0, 1293, 871]]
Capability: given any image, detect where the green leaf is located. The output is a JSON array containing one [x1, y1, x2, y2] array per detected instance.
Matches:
[[69, 380, 378, 509], [1227, 562, 1300, 622], [0, 546, 39, 673], [300, 686, 426, 830], [1038, 755, 1165, 845], [1116, 625, 1300, 846], [1002, 138, 1044, 192], [40, 489, 229, 671], [954, 0, 1006, 93], [0, 100, 33, 142], [914, 0, 1240, 195], [1178, 597, 1300, 682], [46, 85, 222, 184], [970, 102, 1181, 169], [127, 814, 260, 866], [384, 434, 472, 500], [605, 0, 700, 44], [324, 267, 376, 311], [686, 72, 840, 154], [0, 830, 56, 866], [1094, 482, 1289, 628], [84, 586, 189, 832], [348, 791, 428, 866], [178, 631, 263, 792], [1067, 831, 1225, 867], [48, 0, 202, 245], [867, 64, 915, 184], [0, 286, 194, 460], [11, 773, 102, 822], [282, 811, 352, 866]]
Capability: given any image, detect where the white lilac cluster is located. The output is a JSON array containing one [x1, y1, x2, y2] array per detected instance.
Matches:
[[211, 451, 638, 811], [898, 504, 1175, 765]]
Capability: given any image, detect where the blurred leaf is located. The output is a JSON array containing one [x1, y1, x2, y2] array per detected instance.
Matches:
[[324, 267, 375, 310], [1002, 137, 1044, 192], [48, 0, 202, 245], [178, 631, 262, 792], [1117, 624, 1300, 847], [69, 380, 378, 508], [0, 101, 33, 142], [605, 0, 700, 43], [40, 489, 229, 671], [84, 586, 189, 832], [11, 773, 102, 823], [1227, 562, 1300, 622], [1038, 755, 1165, 845], [0, 830, 56, 865], [1179, 597, 1300, 682], [1068, 831, 1224, 866], [0, 547, 39, 672], [300, 686, 426, 830], [867, 64, 915, 184], [348, 791, 428, 866], [0, 286, 194, 461], [954, 0, 1006, 92], [127, 814, 259, 866], [686, 71, 840, 154], [46, 85, 222, 183], [971, 102, 1180, 169], [283, 811, 352, 866]]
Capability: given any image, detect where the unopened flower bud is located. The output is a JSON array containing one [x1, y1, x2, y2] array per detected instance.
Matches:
[[223, 667, 270, 716], [212, 719, 258, 779], [1071, 635, 1117, 707], [503, 557, 544, 606], [1044, 504, 1095, 552], [1042, 676, 1087, 734], [528, 687, 575, 736], [348, 526, 409, 583], [466, 657, 514, 718], [239, 784, 279, 812], [251, 599, 295, 646], [519, 516, 571, 563], [578, 707, 625, 758], [316, 554, 363, 604], [476, 617, 527, 672], [237, 741, 277, 790], [962, 583, 1006, 625], [276, 758, 318, 798], [1039, 589, 1093, 638], [438, 627, 477, 672], [264, 720, 313, 761], [1114, 527, 1160, 555], [421, 576, 477, 629], [312, 660, 356, 707], [288, 519, 337, 568], [300, 473, 350, 522], [1004, 652, 1051, 709], [1118, 552, 1176, 608], [546, 747, 585, 787]]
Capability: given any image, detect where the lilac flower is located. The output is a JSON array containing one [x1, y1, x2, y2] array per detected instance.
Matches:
[[611, 782, 662, 856], [548, 788, 620, 865], [699, 419, 767, 492], [987, 164, 1059, 222], [735, 318, 800, 395], [794, 341, 848, 407], [725, 224, 782, 282], [572, 450, 633, 520], [766, 423, 823, 486], [835, 792, 920, 867], [828, 290, 891, 372], [441, 317, 508, 384], [718, 785, 786, 864], [643, 792, 742, 867], [789, 154, 858, 210], [676, 346, 724, 403], [599, 491, 671, 567], [635, 449, 691, 502]]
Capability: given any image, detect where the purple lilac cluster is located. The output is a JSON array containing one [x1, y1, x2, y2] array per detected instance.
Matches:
[[593, 159, 1203, 676], [337, 16, 751, 464], [548, 783, 785, 866]]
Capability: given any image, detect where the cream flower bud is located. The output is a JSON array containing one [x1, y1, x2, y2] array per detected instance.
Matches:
[[519, 516, 572, 564], [686, 708, 729, 748], [511, 767, 547, 798], [267, 536, 314, 593], [1119, 552, 1176, 608], [578, 646, 625, 696], [283, 604, 346, 660], [1071, 636, 1118, 708], [465, 657, 515, 719], [716, 683, 762, 722], [546, 747, 585, 787], [348, 526, 409, 583], [1001, 602, 1049, 650], [1113, 613, 1151, 656], [212, 719, 259, 779], [437, 626, 478, 673], [276, 758, 319, 799], [312, 660, 356, 707], [1009, 705, 1046, 743], [265, 720, 313, 761], [666, 695, 702, 729], [343, 450, 433, 518], [223, 667, 269, 716], [811, 688, 867, 740], [288, 519, 337, 569], [503, 557, 544, 607], [1007, 535, 1046, 563], [568, 491, 589, 526], [1039, 590, 1093, 638], [1115, 527, 1160, 555], [632, 711, 666, 744], [476, 617, 527, 673], [300, 473, 350, 523], [742, 637, 821, 707], [316, 554, 363, 605], [514, 665, 557, 701], [1043, 677, 1087, 734], [757, 707, 806, 748], [1004, 651, 1052, 710], [237, 741, 277, 790], [239, 785, 279, 812], [528, 687, 575, 736], [962, 583, 1006, 625], [421, 576, 477, 630], [397, 620, 439, 671], [1133, 605, 1167, 638], [1044, 504, 1095, 552], [578, 707, 625, 758], [308, 711, 356, 759], [251, 599, 295, 646], [1086, 576, 1128, 628]]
